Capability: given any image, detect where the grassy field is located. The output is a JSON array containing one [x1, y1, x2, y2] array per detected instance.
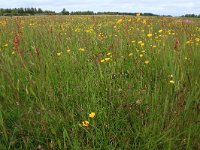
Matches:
[[0, 15, 200, 149]]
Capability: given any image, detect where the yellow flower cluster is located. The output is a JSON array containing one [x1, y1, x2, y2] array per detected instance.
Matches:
[[82, 112, 96, 127]]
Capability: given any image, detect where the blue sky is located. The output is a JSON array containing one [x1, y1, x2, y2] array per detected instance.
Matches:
[[0, 0, 199, 16]]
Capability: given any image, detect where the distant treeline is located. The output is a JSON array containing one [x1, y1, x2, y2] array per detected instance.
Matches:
[[181, 14, 200, 18], [0, 8, 160, 16], [0, 8, 199, 17], [0, 8, 165, 16]]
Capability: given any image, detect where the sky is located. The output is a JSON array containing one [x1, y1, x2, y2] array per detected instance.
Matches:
[[0, 0, 199, 16]]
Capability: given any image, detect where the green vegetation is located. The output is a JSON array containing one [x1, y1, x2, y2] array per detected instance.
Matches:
[[0, 15, 200, 149]]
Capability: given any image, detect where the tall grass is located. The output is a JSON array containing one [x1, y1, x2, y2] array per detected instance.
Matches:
[[0, 15, 200, 149]]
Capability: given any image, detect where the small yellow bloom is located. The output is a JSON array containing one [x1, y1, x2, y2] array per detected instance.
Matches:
[[147, 33, 153, 37], [107, 52, 111, 56], [140, 54, 143, 57], [105, 58, 111, 61], [79, 48, 85, 52], [129, 53, 133, 56], [4, 44, 8, 47], [195, 38, 200, 42], [116, 19, 123, 24], [158, 30, 163, 33], [57, 52, 62, 56], [138, 41, 143, 44], [82, 121, 89, 127], [12, 51, 15, 55], [100, 59, 105, 63], [152, 45, 157, 48], [169, 80, 175, 84], [67, 49, 71, 53], [89, 112, 95, 119], [144, 60, 149, 64], [140, 43, 145, 46]]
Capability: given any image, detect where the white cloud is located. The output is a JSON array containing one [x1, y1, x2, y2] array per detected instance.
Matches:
[[0, 0, 199, 16]]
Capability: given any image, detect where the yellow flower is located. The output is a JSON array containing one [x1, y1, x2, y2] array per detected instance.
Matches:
[[79, 48, 85, 52], [169, 80, 175, 84], [129, 53, 133, 56], [140, 54, 143, 57], [143, 19, 147, 25], [57, 52, 62, 56], [138, 41, 143, 44], [105, 58, 111, 61], [100, 59, 105, 63], [107, 52, 111, 56], [140, 43, 145, 46], [152, 45, 157, 48], [144, 60, 149, 64], [67, 49, 71, 53], [195, 38, 200, 42], [158, 30, 163, 33], [12, 51, 15, 55], [4, 44, 8, 47], [89, 112, 95, 119], [82, 121, 89, 127], [147, 33, 153, 37], [116, 19, 123, 24]]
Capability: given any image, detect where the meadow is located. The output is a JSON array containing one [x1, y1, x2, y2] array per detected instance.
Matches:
[[0, 15, 200, 149]]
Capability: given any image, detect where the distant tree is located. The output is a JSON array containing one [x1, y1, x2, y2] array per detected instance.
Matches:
[[61, 8, 69, 15]]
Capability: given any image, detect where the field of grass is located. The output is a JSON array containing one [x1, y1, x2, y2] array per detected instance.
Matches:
[[0, 15, 200, 149]]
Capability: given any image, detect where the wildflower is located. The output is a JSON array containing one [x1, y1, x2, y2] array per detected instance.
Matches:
[[79, 48, 85, 52], [82, 121, 89, 127], [141, 50, 145, 53], [105, 58, 111, 61], [140, 43, 144, 46], [147, 33, 153, 37], [107, 52, 111, 56], [138, 41, 143, 44], [67, 49, 71, 53], [169, 80, 175, 84], [116, 19, 123, 24], [152, 45, 157, 48], [100, 59, 105, 63], [57, 52, 62, 56], [4, 44, 8, 47], [12, 51, 15, 55], [158, 30, 163, 33], [140, 54, 143, 57], [129, 53, 133, 56], [144, 60, 149, 64], [195, 38, 200, 42], [143, 19, 147, 24], [89, 112, 95, 119]]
